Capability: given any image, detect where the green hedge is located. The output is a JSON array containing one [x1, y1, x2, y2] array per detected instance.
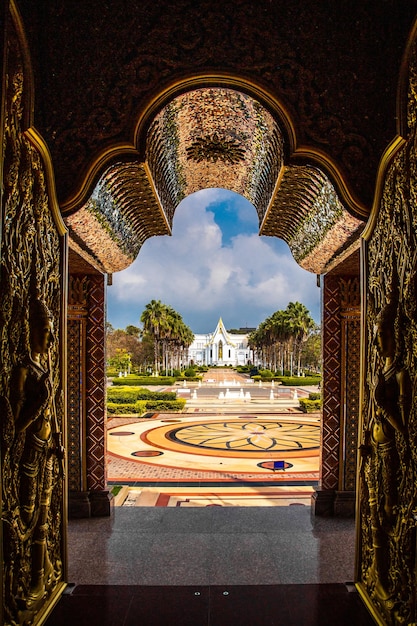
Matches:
[[275, 376, 321, 386], [107, 398, 186, 416], [142, 399, 186, 411], [308, 392, 321, 401], [298, 398, 322, 413], [111, 376, 176, 386], [107, 387, 177, 402], [107, 401, 147, 415]]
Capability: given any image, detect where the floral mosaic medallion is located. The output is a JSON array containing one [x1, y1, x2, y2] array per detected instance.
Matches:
[[107, 416, 320, 478], [167, 421, 319, 453], [142, 419, 319, 459]]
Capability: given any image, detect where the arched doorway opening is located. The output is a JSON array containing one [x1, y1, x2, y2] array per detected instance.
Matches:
[[105, 187, 322, 506], [65, 84, 364, 520]]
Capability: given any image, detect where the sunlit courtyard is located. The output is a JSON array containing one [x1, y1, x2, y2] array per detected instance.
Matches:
[[107, 368, 320, 506]]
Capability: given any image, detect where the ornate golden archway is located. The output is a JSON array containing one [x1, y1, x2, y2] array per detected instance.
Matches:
[[2, 2, 417, 624], [63, 83, 366, 277]]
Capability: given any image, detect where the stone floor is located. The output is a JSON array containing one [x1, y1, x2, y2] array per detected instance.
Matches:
[[66, 506, 356, 586], [45, 371, 375, 624], [46, 506, 374, 625], [46, 584, 374, 625]]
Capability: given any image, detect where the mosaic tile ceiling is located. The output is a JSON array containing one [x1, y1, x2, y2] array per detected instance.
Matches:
[[146, 89, 284, 226], [65, 162, 171, 274], [28, 1, 414, 211], [67, 88, 364, 275], [260, 165, 364, 273]]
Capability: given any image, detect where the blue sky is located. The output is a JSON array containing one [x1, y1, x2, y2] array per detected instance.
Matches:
[[107, 189, 321, 333]]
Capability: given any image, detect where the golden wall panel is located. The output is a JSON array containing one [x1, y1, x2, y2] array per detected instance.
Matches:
[[357, 32, 417, 626], [0, 12, 66, 625]]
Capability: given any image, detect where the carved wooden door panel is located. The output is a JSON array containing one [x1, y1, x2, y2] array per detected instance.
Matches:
[[356, 31, 417, 626], [0, 6, 68, 624]]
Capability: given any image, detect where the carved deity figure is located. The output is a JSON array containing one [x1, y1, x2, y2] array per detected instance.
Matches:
[[10, 298, 64, 606], [362, 299, 408, 601]]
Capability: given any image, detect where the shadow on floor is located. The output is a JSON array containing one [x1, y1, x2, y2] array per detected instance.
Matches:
[[46, 583, 375, 625]]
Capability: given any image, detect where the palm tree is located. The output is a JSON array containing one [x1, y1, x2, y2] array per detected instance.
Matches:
[[140, 299, 167, 375], [140, 301, 194, 375], [285, 302, 316, 375], [249, 303, 315, 375], [270, 309, 292, 374]]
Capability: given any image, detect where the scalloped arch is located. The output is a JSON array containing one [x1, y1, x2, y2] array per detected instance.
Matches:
[[61, 75, 369, 220]]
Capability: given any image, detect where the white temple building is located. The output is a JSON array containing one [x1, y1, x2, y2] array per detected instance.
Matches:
[[188, 318, 253, 366]]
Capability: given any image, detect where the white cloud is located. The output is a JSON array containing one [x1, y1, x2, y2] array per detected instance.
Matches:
[[107, 190, 320, 332]]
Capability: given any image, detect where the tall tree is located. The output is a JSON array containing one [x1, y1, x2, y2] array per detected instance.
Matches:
[[248, 302, 316, 374], [284, 302, 316, 375], [106, 327, 145, 371], [140, 301, 194, 374], [140, 299, 167, 375]]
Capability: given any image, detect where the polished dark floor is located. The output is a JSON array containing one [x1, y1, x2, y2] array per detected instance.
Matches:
[[46, 583, 375, 625], [45, 507, 373, 624]]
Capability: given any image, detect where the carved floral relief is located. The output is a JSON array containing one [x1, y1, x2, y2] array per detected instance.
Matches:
[[358, 35, 417, 626], [0, 22, 66, 626]]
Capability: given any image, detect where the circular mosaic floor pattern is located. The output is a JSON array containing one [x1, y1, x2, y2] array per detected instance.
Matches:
[[155, 420, 319, 457], [108, 417, 320, 475]]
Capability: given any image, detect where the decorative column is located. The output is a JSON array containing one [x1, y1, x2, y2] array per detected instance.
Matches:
[[85, 275, 110, 515], [67, 276, 89, 516], [336, 277, 361, 515], [312, 271, 361, 516], [67, 272, 110, 517]]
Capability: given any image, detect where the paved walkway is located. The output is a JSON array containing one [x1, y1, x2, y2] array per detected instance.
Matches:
[[106, 370, 320, 506]]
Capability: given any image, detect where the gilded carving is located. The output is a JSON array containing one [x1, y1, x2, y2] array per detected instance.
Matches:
[[186, 132, 246, 164], [340, 277, 360, 309], [30, 2, 407, 208], [69, 276, 88, 307], [361, 297, 409, 602], [10, 299, 65, 600], [358, 35, 417, 625], [1, 23, 65, 626]]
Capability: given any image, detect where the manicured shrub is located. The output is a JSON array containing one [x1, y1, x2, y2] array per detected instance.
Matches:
[[299, 398, 321, 413], [107, 387, 176, 403], [107, 398, 186, 415], [258, 368, 273, 378], [111, 376, 176, 386], [160, 369, 182, 377], [275, 376, 321, 386], [143, 399, 186, 411], [308, 392, 321, 401], [107, 401, 147, 415]]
